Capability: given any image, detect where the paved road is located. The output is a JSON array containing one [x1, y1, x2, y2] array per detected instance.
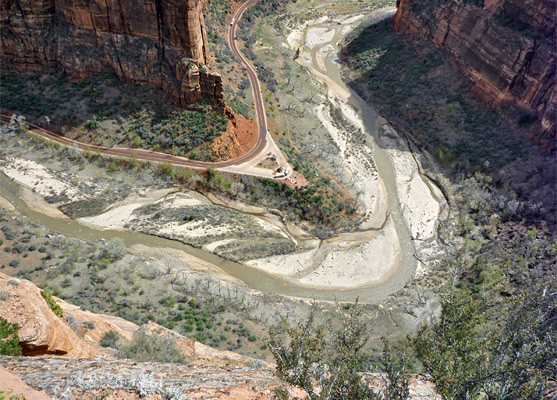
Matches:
[[0, 0, 273, 174]]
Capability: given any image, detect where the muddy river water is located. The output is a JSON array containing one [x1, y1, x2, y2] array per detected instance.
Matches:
[[0, 169, 414, 302], [0, 11, 438, 303]]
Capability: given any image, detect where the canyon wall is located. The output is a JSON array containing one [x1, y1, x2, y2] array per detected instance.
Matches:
[[0, 0, 223, 106], [393, 0, 556, 148]]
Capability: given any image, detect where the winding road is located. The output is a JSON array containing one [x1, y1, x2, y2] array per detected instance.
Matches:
[[0, 0, 279, 177]]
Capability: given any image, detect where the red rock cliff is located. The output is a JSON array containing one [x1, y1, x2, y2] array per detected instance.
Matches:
[[393, 0, 556, 148], [0, 0, 223, 106]]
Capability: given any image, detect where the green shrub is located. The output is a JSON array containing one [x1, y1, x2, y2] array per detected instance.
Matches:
[[100, 330, 121, 348], [159, 296, 177, 308], [118, 329, 186, 363], [40, 290, 63, 317], [85, 118, 99, 130], [0, 317, 21, 356], [83, 320, 95, 330], [157, 161, 175, 177]]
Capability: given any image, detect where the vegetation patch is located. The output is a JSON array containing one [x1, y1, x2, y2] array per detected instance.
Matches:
[[41, 290, 64, 317], [0, 70, 229, 161], [0, 317, 21, 356], [117, 329, 186, 364]]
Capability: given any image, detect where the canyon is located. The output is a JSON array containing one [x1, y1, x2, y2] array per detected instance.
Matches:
[[1, 0, 555, 398], [0, 0, 223, 106], [393, 0, 556, 149]]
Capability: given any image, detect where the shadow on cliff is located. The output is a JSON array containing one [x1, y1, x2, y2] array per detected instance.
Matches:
[[0, 69, 175, 130], [339, 18, 556, 226]]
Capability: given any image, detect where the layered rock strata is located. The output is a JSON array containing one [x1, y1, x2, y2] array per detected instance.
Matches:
[[393, 0, 556, 148], [0, 273, 95, 358], [0, 0, 223, 106]]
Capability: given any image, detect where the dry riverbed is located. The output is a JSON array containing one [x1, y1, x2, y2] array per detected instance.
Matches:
[[246, 5, 447, 286], [0, 5, 447, 294]]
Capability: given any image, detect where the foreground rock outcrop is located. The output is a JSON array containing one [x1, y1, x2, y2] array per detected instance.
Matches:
[[0, 271, 440, 399], [1, 357, 281, 400], [0, 356, 441, 400], [393, 0, 556, 148], [0, 273, 95, 358], [0, 0, 223, 106]]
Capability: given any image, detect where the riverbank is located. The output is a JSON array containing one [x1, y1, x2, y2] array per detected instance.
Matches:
[[0, 3, 446, 295], [269, 5, 446, 279]]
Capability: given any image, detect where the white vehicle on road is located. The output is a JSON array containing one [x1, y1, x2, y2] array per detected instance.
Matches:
[[230, 18, 235, 26]]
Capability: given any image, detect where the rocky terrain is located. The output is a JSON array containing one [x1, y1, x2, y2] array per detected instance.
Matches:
[[0, 0, 223, 106], [0, 271, 441, 399], [392, 0, 556, 149]]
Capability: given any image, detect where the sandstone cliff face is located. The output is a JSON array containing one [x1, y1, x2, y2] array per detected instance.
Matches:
[[0, 0, 223, 106], [0, 273, 95, 358], [393, 0, 556, 148]]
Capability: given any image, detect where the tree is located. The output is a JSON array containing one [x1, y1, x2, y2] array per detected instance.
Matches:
[[268, 301, 409, 400], [411, 287, 556, 400], [0, 317, 21, 356]]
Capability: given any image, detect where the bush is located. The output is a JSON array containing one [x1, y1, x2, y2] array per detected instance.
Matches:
[[83, 320, 95, 330], [100, 330, 121, 348], [85, 117, 99, 130], [0, 317, 21, 356], [8, 259, 20, 268], [157, 161, 175, 177], [40, 290, 63, 317], [118, 329, 186, 364], [268, 301, 410, 400]]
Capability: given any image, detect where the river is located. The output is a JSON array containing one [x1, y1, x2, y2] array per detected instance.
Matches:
[[0, 10, 442, 303]]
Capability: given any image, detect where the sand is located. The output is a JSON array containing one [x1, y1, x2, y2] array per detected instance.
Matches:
[[244, 9, 445, 288], [0, 195, 16, 212], [19, 186, 68, 219], [248, 218, 400, 289], [79, 189, 175, 230], [305, 27, 336, 48], [204, 239, 238, 252], [384, 131, 440, 242], [298, 218, 400, 288], [0, 157, 82, 203]]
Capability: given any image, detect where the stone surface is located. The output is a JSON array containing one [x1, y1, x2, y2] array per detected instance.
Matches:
[[393, 0, 556, 148], [0, 366, 52, 400], [0, 0, 223, 106], [0, 273, 95, 358], [0, 356, 440, 400], [0, 357, 283, 400], [0, 268, 439, 399]]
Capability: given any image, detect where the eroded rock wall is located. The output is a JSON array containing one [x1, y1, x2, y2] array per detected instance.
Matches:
[[0, 0, 223, 106], [393, 0, 556, 148]]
